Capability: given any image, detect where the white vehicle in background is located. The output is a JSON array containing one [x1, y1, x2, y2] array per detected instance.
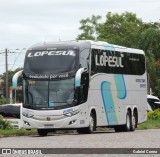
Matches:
[[0, 103, 23, 129], [147, 95, 160, 111]]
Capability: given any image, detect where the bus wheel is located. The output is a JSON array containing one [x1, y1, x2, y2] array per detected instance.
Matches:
[[77, 112, 96, 134], [130, 112, 136, 131], [88, 112, 96, 133], [37, 129, 48, 136], [124, 111, 131, 132]]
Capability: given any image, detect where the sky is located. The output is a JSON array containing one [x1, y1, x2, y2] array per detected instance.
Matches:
[[0, 0, 160, 74]]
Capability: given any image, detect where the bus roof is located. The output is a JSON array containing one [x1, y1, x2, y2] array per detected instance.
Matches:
[[87, 40, 144, 54], [28, 40, 91, 50], [28, 40, 144, 55]]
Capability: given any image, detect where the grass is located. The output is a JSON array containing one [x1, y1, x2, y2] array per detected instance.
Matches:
[[137, 118, 160, 130], [0, 118, 160, 137], [138, 109, 160, 130], [0, 129, 37, 137]]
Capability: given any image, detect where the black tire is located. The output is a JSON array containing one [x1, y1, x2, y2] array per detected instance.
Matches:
[[114, 126, 124, 132], [130, 112, 136, 131], [77, 112, 96, 134], [77, 128, 86, 134], [123, 111, 131, 132], [37, 129, 48, 136]]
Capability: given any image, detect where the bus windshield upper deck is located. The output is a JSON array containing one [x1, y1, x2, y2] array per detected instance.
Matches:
[[23, 48, 79, 79]]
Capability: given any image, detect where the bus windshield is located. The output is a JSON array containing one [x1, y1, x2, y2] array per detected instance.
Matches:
[[23, 78, 75, 110]]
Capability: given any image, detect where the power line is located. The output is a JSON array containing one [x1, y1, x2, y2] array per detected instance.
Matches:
[[10, 48, 26, 70], [0, 64, 23, 66], [0, 48, 26, 73]]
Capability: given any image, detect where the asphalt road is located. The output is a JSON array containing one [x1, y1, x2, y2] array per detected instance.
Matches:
[[0, 129, 160, 157]]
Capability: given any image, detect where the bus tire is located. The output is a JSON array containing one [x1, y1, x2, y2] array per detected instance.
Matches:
[[77, 112, 96, 134], [123, 111, 131, 132], [114, 126, 124, 132], [130, 112, 136, 131], [77, 128, 86, 134], [87, 112, 96, 133], [37, 129, 48, 136]]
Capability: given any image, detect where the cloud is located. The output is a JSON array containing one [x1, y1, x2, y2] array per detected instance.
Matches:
[[0, 0, 160, 50], [0, 0, 160, 74]]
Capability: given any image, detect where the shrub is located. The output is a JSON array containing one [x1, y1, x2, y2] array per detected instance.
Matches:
[[0, 98, 7, 105], [147, 109, 160, 120], [0, 115, 13, 130]]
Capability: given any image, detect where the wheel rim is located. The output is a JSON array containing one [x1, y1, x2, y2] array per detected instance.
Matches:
[[132, 114, 136, 129], [89, 116, 94, 131], [126, 114, 130, 130]]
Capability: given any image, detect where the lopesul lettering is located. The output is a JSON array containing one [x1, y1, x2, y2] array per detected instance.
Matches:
[[27, 50, 75, 57], [95, 52, 124, 68]]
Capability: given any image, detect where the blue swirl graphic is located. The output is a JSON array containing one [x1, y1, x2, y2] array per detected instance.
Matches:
[[101, 74, 126, 125]]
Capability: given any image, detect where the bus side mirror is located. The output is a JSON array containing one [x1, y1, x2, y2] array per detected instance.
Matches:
[[12, 70, 23, 104], [75, 68, 89, 104], [12, 70, 23, 89], [75, 68, 85, 87]]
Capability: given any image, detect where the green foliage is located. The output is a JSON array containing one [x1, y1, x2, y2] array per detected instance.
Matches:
[[0, 129, 37, 137], [78, 12, 143, 47], [0, 98, 7, 105], [0, 115, 13, 130], [138, 118, 160, 130], [77, 15, 102, 40], [100, 12, 143, 48], [147, 109, 160, 120], [155, 79, 160, 96], [1, 67, 23, 103], [138, 109, 160, 129], [145, 51, 157, 92]]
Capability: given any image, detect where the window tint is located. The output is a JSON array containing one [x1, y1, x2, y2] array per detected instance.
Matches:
[[91, 49, 145, 75]]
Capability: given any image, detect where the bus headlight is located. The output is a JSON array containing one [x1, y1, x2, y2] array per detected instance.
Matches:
[[63, 109, 80, 117], [22, 111, 34, 118]]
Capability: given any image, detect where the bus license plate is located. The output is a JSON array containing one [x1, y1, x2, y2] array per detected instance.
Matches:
[[44, 124, 54, 128]]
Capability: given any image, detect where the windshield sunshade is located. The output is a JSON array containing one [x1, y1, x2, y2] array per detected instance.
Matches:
[[23, 49, 79, 79]]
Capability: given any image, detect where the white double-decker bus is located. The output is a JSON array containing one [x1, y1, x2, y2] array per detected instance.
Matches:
[[13, 40, 147, 136]]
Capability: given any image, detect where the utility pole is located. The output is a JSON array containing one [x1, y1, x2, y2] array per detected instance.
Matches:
[[1, 48, 26, 104], [5, 48, 9, 103]]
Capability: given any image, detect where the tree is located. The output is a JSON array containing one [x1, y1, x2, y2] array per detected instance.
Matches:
[[78, 12, 144, 48], [139, 28, 160, 59], [99, 12, 144, 48], [1, 68, 23, 103], [77, 12, 160, 97], [139, 28, 160, 96], [77, 15, 102, 40]]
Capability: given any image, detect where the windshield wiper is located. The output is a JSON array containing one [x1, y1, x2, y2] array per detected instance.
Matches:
[[23, 104, 34, 109], [66, 102, 74, 107]]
